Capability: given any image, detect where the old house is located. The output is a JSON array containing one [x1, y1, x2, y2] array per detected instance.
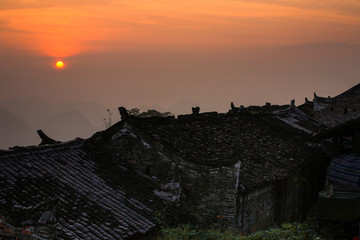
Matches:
[[315, 116, 360, 239], [0, 137, 159, 239], [95, 103, 328, 233], [289, 82, 360, 238], [0, 101, 329, 238]]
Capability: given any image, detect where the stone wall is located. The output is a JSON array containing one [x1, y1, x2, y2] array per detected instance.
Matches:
[[108, 125, 241, 229], [110, 126, 180, 182], [273, 178, 302, 223], [238, 185, 275, 234], [108, 124, 328, 233], [237, 154, 327, 234], [180, 162, 239, 230]]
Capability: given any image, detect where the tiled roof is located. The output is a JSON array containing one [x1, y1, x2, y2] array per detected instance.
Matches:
[[298, 100, 314, 117], [332, 83, 360, 100], [0, 104, 326, 237], [274, 104, 324, 134], [0, 139, 157, 240], [125, 110, 323, 188], [314, 83, 360, 127]]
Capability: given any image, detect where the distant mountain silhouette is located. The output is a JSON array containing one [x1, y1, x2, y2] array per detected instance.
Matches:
[[137, 104, 165, 113], [0, 108, 39, 149], [55, 101, 106, 130], [0, 96, 56, 129], [168, 99, 200, 115], [41, 111, 95, 142], [0, 97, 106, 146], [0, 97, 106, 130]]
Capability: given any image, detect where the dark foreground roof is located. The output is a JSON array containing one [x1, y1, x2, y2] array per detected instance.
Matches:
[[0, 104, 325, 238], [327, 83, 360, 100], [122, 109, 323, 188], [314, 116, 360, 139], [274, 104, 324, 134], [0, 139, 157, 240], [313, 83, 360, 127]]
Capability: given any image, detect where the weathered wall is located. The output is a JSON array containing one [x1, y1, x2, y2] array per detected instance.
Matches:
[[109, 125, 241, 229], [110, 127, 180, 182], [238, 185, 275, 234], [273, 178, 302, 223], [107, 124, 328, 233], [274, 160, 328, 225], [237, 180, 304, 234], [180, 162, 239, 230], [237, 153, 328, 234]]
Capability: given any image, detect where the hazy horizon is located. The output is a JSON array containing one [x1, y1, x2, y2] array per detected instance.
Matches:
[[2, 43, 359, 113], [0, 79, 358, 150], [1, 0, 360, 148]]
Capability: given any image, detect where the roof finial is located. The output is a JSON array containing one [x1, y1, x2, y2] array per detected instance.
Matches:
[[37, 130, 59, 145], [118, 107, 129, 121], [290, 99, 295, 107], [192, 106, 200, 115], [230, 102, 236, 111], [314, 92, 318, 100]]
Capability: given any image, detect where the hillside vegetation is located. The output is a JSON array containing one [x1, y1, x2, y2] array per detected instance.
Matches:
[[158, 222, 322, 240]]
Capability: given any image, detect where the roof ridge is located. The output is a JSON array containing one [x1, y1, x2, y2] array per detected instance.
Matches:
[[315, 82, 360, 100], [0, 138, 83, 156], [334, 82, 360, 99]]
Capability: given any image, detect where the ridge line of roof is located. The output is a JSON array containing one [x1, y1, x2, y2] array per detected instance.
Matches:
[[0, 138, 84, 156], [334, 83, 360, 99], [315, 82, 360, 100]]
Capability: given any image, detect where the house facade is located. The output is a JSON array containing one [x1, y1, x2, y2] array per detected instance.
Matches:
[[0, 98, 333, 238], [98, 105, 328, 233]]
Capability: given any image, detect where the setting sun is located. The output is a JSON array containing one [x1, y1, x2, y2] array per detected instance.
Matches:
[[56, 61, 64, 68]]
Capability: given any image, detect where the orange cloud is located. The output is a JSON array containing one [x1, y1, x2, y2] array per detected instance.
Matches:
[[0, 0, 359, 57]]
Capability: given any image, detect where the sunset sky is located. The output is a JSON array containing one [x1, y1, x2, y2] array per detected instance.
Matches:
[[1, 0, 360, 114]]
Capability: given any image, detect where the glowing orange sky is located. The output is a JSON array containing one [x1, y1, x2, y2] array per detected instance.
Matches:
[[1, 0, 360, 57], [1, 0, 360, 149], [1, 0, 360, 121]]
